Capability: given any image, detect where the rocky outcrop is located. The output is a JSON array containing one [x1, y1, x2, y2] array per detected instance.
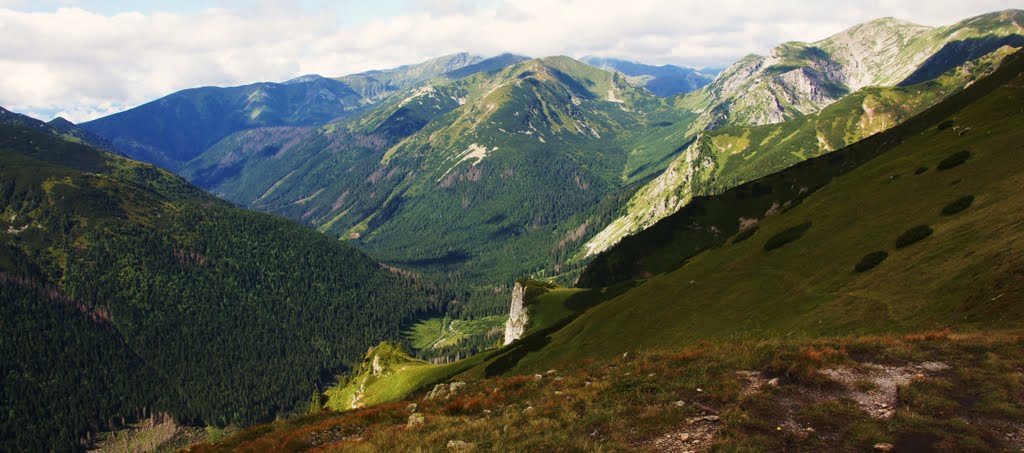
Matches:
[[503, 282, 528, 345]]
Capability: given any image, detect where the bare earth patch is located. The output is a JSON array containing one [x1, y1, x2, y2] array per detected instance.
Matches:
[[819, 361, 951, 418], [649, 417, 720, 453]]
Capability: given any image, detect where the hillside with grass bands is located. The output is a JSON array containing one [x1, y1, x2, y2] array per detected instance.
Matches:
[[538, 48, 1024, 367], [583, 44, 1021, 256]]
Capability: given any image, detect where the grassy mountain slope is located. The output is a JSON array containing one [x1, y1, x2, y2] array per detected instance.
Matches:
[[583, 45, 1020, 255], [195, 332, 1024, 452], [80, 54, 482, 170], [544, 49, 1024, 366], [0, 110, 437, 451], [193, 40, 1024, 453]]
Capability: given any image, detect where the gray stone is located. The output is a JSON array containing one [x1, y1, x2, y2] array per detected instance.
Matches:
[[407, 413, 425, 428], [503, 283, 528, 345], [447, 440, 476, 452], [449, 381, 466, 394]]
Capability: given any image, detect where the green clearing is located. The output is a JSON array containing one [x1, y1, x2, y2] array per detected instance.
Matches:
[[405, 315, 506, 351]]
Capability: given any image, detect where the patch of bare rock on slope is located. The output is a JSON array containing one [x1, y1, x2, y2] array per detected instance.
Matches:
[[647, 371, 774, 452], [819, 361, 952, 418], [645, 362, 956, 451]]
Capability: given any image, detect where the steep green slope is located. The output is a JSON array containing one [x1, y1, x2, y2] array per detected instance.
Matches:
[[81, 54, 482, 169], [0, 111, 437, 451], [182, 56, 689, 319], [584, 43, 1021, 255], [532, 49, 1024, 369]]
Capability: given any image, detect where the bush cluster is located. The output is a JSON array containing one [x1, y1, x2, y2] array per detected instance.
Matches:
[[764, 222, 812, 251], [941, 195, 975, 216], [854, 251, 889, 273], [895, 225, 934, 248], [732, 225, 759, 244], [937, 150, 970, 170]]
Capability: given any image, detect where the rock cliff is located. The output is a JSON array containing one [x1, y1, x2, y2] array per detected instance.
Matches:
[[503, 282, 528, 345]]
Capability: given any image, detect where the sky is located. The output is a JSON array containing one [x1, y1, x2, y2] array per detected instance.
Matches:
[[0, 0, 1019, 122]]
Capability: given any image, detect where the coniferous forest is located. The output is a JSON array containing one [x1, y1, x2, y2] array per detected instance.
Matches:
[[0, 117, 441, 451]]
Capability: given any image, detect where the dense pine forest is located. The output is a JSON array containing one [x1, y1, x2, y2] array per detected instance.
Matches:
[[0, 114, 443, 451]]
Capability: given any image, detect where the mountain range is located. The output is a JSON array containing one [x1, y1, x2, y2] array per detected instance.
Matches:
[[3, 8, 1024, 451], [77, 10, 1024, 321], [580, 56, 719, 96]]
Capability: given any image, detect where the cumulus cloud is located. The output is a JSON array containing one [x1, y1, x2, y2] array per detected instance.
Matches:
[[0, 0, 1018, 122]]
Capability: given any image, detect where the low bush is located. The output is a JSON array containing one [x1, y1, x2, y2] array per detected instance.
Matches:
[[732, 225, 759, 244], [937, 150, 970, 170], [941, 195, 974, 216], [444, 396, 485, 415], [764, 222, 812, 251], [895, 225, 933, 249], [854, 251, 888, 273]]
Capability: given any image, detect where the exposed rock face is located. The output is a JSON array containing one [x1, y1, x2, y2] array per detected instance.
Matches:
[[371, 354, 383, 377], [503, 282, 528, 345]]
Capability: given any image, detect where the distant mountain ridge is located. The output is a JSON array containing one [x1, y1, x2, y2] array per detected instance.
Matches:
[[80, 53, 488, 169], [581, 56, 717, 96], [676, 10, 1024, 133]]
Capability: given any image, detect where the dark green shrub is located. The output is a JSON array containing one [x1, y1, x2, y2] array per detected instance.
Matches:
[[895, 225, 933, 248], [937, 150, 970, 170], [937, 120, 955, 130], [732, 225, 759, 244], [914, 166, 928, 175], [941, 195, 974, 215], [764, 222, 812, 251], [854, 251, 888, 273]]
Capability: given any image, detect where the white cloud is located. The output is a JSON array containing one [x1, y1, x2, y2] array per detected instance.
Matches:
[[0, 0, 1018, 122]]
